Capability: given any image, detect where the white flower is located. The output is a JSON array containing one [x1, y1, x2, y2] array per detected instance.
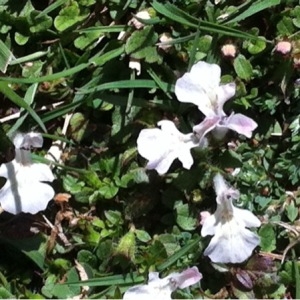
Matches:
[[0, 132, 55, 214], [137, 120, 199, 174], [175, 61, 257, 145], [123, 266, 202, 299], [201, 174, 261, 264]]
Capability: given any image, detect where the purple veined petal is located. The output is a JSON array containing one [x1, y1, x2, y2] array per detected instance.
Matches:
[[217, 82, 236, 115], [193, 116, 220, 147], [224, 113, 258, 138], [172, 266, 202, 289], [20, 132, 43, 149], [13, 132, 43, 149]]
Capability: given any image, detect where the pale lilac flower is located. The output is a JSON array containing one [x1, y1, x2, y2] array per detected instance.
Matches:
[[137, 120, 199, 174], [123, 266, 202, 299], [175, 61, 257, 146], [201, 174, 261, 264], [0, 132, 55, 214]]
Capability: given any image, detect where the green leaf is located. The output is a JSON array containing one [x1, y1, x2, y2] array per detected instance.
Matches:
[[286, 201, 298, 222], [259, 224, 276, 252], [77, 250, 97, 268], [54, 0, 88, 31], [293, 250, 300, 299], [14, 32, 29, 46], [29, 10, 52, 33], [277, 16, 294, 36], [104, 210, 122, 226], [233, 54, 253, 80], [36, 0, 68, 18], [0, 234, 47, 271], [74, 30, 103, 50], [254, 196, 272, 209], [0, 287, 14, 298], [69, 112, 89, 142], [125, 26, 158, 54], [42, 269, 81, 298], [246, 38, 266, 55], [219, 150, 243, 168], [98, 178, 119, 199], [63, 174, 85, 194], [135, 230, 151, 243], [175, 202, 197, 231]]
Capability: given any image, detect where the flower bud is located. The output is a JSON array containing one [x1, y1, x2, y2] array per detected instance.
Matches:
[[221, 43, 237, 58], [158, 33, 173, 51], [130, 10, 151, 29], [275, 41, 292, 55]]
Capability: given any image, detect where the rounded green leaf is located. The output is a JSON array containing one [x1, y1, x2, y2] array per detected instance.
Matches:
[[233, 54, 253, 80]]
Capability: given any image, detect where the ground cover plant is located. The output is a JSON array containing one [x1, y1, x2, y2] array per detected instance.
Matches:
[[0, 0, 300, 298]]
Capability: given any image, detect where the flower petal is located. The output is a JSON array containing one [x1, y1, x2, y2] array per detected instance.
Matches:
[[137, 128, 169, 162], [172, 266, 202, 289], [213, 173, 229, 198], [234, 207, 261, 228], [224, 113, 258, 138], [217, 83, 236, 115], [175, 61, 221, 116], [147, 151, 178, 175], [157, 120, 182, 135], [20, 132, 43, 148], [204, 223, 260, 263], [137, 122, 197, 174], [193, 116, 220, 147], [177, 145, 194, 170], [13, 132, 43, 149], [123, 272, 172, 300], [201, 214, 218, 236], [0, 180, 54, 214], [29, 163, 55, 182]]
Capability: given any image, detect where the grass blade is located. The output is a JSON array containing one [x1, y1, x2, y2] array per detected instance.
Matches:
[[224, 0, 281, 24], [0, 82, 46, 132], [0, 40, 15, 73], [78, 79, 173, 94]]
